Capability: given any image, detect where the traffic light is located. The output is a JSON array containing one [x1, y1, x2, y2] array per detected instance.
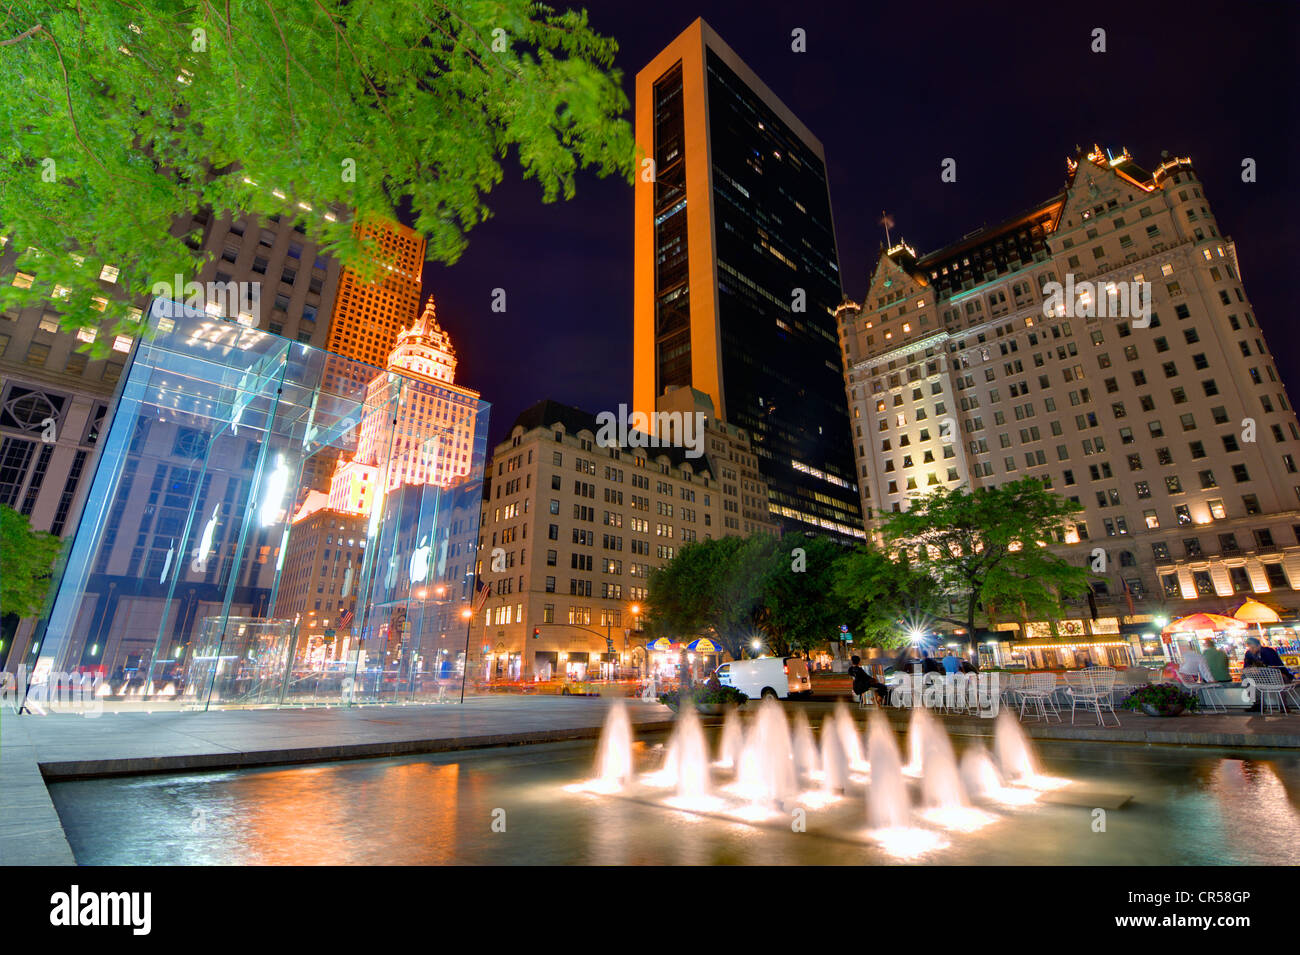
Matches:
[[532, 627, 540, 639]]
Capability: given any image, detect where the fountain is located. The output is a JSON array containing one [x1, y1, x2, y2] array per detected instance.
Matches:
[[961, 740, 1039, 808], [715, 706, 745, 769], [663, 707, 719, 810], [566, 691, 1070, 858], [592, 700, 634, 792], [913, 708, 966, 810], [833, 702, 868, 772], [819, 717, 849, 793], [865, 712, 910, 830], [993, 712, 1070, 791], [728, 699, 796, 815], [790, 709, 819, 780], [994, 711, 1038, 781], [960, 742, 1004, 800]]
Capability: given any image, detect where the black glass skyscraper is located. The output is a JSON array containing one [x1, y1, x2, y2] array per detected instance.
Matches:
[[634, 19, 864, 540]]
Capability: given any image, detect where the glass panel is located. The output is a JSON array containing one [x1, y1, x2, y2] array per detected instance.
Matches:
[[28, 300, 489, 709]]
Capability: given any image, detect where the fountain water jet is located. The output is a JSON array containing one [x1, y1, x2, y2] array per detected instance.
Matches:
[[726, 699, 796, 815], [820, 717, 849, 794], [833, 702, 869, 772], [791, 709, 819, 780], [586, 700, 634, 793], [663, 707, 722, 810], [715, 706, 745, 769], [866, 712, 910, 830], [914, 709, 966, 810], [994, 712, 1070, 790], [962, 740, 1039, 808]]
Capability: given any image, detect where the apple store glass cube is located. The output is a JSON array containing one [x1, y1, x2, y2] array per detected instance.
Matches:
[[31, 302, 490, 708]]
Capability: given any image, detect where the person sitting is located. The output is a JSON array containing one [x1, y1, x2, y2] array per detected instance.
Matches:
[[847, 655, 889, 705], [1177, 640, 1217, 684], [1200, 638, 1231, 684], [942, 650, 962, 674], [920, 651, 944, 676], [1243, 637, 1294, 677]]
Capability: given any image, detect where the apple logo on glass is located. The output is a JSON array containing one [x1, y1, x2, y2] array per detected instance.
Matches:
[[409, 535, 432, 584]]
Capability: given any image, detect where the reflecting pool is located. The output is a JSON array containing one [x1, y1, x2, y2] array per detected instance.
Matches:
[[50, 731, 1300, 865]]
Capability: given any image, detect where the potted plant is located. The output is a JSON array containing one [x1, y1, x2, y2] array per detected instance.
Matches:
[[1120, 683, 1199, 717], [659, 677, 748, 714]]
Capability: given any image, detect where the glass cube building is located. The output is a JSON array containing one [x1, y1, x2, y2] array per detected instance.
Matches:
[[25, 301, 490, 708]]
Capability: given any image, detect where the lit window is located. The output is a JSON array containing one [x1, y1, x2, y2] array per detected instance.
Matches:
[[91, 297, 108, 312], [76, 327, 97, 344], [12, 272, 34, 289], [112, 335, 133, 353], [99, 264, 120, 283]]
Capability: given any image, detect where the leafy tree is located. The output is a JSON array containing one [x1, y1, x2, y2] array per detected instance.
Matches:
[[879, 478, 1092, 658], [0, 1, 636, 351], [756, 535, 848, 656], [831, 546, 943, 650], [0, 504, 63, 617], [645, 535, 773, 661]]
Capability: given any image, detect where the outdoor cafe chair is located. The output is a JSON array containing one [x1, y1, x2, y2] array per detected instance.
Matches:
[[1247, 667, 1300, 715], [1172, 669, 1227, 714], [1065, 667, 1120, 727], [1000, 672, 1026, 710], [1018, 672, 1061, 723]]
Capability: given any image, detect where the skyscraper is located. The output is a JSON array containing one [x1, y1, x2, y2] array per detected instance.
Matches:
[[633, 19, 864, 541], [324, 217, 426, 374]]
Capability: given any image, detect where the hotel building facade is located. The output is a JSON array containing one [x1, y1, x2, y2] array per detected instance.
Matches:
[[837, 146, 1300, 659], [634, 19, 864, 542], [475, 388, 776, 682]]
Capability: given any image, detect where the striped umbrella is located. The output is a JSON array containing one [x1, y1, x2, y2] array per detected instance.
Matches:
[[686, 637, 724, 653]]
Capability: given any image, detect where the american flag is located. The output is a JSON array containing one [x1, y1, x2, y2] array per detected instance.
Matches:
[[471, 575, 490, 614], [338, 607, 354, 630]]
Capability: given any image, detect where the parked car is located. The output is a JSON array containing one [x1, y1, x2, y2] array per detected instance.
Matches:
[[715, 656, 811, 700]]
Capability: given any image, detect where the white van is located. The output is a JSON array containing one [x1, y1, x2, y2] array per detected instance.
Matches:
[[715, 657, 811, 700]]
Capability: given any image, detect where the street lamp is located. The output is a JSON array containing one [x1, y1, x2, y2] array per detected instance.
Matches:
[[458, 606, 473, 704]]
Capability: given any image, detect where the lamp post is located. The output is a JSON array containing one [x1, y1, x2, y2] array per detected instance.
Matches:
[[458, 607, 473, 704]]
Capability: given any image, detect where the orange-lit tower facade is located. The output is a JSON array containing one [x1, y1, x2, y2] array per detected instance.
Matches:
[[326, 297, 481, 515], [325, 218, 426, 371]]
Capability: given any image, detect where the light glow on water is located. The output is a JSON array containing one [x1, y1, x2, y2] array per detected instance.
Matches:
[[869, 826, 949, 859]]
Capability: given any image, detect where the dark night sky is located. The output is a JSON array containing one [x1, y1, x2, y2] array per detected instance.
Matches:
[[421, 0, 1298, 449]]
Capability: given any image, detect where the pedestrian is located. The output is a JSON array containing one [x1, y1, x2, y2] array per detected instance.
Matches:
[[847, 655, 889, 705]]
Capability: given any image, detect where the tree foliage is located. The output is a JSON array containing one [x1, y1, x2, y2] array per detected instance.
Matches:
[[0, 1, 636, 350], [878, 478, 1092, 655], [645, 534, 854, 659], [831, 547, 943, 650], [755, 535, 848, 656], [0, 504, 63, 617]]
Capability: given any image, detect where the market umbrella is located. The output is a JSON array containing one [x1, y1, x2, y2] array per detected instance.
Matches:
[[1162, 612, 1247, 634], [685, 637, 724, 653], [1232, 597, 1281, 639], [644, 637, 676, 652]]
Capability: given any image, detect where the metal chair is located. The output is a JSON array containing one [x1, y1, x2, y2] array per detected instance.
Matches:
[[1171, 669, 1227, 714], [1018, 672, 1061, 722], [1000, 672, 1026, 711], [1247, 667, 1300, 715], [1066, 667, 1120, 726]]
